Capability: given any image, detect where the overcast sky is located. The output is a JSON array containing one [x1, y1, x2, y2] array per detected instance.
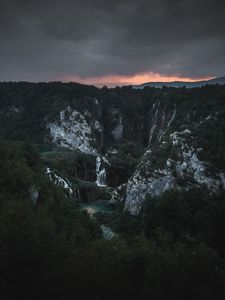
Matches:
[[0, 0, 225, 85]]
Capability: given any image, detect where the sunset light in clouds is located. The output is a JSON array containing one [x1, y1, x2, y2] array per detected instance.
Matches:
[[61, 72, 213, 87]]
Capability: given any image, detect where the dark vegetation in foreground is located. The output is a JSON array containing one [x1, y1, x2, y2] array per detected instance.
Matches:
[[0, 141, 225, 300]]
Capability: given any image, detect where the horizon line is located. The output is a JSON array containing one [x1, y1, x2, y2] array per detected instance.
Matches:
[[0, 74, 222, 88]]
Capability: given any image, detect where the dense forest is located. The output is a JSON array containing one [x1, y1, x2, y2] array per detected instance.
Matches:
[[0, 82, 225, 174], [0, 83, 225, 299], [0, 141, 225, 299]]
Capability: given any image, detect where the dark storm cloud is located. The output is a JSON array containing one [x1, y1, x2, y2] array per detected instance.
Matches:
[[0, 0, 225, 82]]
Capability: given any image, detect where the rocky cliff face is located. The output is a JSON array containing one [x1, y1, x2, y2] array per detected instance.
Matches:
[[124, 101, 225, 215], [0, 82, 225, 214], [47, 106, 99, 155], [44, 94, 225, 215], [124, 128, 225, 215]]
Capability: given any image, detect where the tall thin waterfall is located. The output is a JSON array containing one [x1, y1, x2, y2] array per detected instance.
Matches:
[[96, 156, 107, 186]]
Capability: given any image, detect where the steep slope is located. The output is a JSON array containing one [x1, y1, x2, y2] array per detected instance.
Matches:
[[124, 90, 225, 214]]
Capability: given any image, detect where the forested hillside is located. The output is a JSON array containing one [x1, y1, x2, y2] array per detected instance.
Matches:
[[0, 82, 225, 299]]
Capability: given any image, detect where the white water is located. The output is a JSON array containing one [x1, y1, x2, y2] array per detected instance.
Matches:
[[46, 168, 73, 195], [158, 106, 176, 142], [148, 102, 160, 146], [96, 156, 107, 186]]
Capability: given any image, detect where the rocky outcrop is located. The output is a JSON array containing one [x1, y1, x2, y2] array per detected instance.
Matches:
[[30, 187, 39, 204], [47, 106, 99, 155], [100, 225, 117, 240], [125, 126, 225, 215]]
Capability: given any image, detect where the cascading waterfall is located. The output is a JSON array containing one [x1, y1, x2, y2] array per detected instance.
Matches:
[[46, 168, 73, 195], [96, 156, 107, 186], [148, 101, 160, 146]]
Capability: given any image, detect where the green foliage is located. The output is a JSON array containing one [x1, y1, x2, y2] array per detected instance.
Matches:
[[0, 141, 101, 299], [0, 82, 225, 168], [1, 141, 225, 300], [107, 143, 141, 186], [1, 82, 225, 299], [143, 189, 225, 255]]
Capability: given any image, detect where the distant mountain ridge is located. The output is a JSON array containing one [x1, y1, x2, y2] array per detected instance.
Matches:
[[133, 76, 225, 89]]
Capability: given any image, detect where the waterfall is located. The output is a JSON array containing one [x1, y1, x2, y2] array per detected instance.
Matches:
[[158, 106, 176, 142], [46, 168, 73, 195], [96, 156, 107, 186], [112, 117, 123, 140], [149, 101, 160, 146]]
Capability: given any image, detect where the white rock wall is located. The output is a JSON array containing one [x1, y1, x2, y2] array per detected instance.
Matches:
[[47, 106, 97, 155]]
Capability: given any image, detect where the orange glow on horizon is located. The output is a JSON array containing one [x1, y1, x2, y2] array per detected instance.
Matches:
[[60, 72, 214, 87]]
